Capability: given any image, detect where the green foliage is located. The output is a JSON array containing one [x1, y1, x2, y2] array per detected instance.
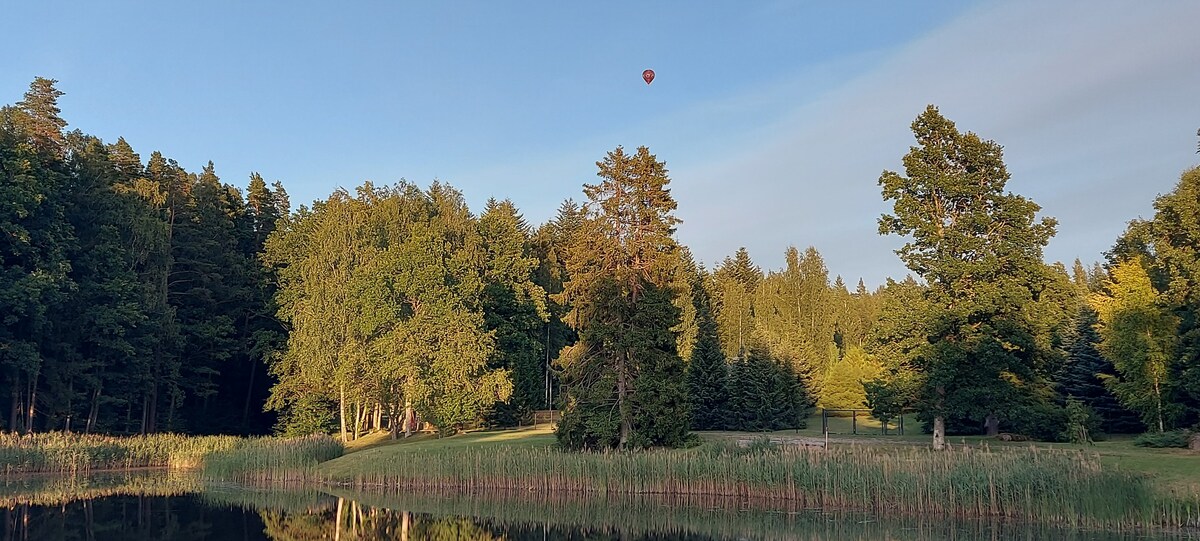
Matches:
[[1062, 396, 1095, 445], [1132, 429, 1193, 448], [275, 395, 338, 437], [0, 79, 282, 436], [685, 270, 729, 431], [878, 105, 1057, 446], [863, 372, 916, 427], [1110, 166, 1200, 429], [1058, 308, 1144, 434], [820, 346, 882, 410], [265, 182, 512, 437], [555, 146, 690, 450], [479, 198, 547, 426], [726, 348, 807, 431], [1090, 258, 1180, 432]]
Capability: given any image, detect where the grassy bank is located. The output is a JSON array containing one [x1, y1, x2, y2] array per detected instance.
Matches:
[[0, 432, 343, 476], [313, 437, 1196, 528]]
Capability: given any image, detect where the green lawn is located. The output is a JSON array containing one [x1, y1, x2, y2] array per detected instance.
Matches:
[[321, 427, 556, 478]]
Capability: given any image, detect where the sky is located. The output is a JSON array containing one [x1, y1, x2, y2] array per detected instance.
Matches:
[[4, 1, 1198, 288]]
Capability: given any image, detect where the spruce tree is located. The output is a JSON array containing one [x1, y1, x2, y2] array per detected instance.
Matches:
[[685, 269, 728, 430], [1058, 309, 1143, 434], [556, 146, 690, 449]]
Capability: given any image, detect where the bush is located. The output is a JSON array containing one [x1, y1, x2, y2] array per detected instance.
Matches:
[[1132, 430, 1192, 448]]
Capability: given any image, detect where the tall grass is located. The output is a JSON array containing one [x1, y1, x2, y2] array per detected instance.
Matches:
[[318, 489, 1198, 541], [318, 441, 1199, 529], [0, 432, 241, 474], [202, 434, 344, 484], [0, 469, 202, 507]]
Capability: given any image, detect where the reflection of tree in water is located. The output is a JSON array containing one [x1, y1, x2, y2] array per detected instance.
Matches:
[[4, 494, 267, 541], [261, 500, 507, 541]]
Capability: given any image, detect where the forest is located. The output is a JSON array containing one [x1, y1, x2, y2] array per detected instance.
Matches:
[[3, 77, 1198, 448]]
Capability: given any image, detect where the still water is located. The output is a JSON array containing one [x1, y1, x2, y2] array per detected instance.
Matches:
[[0, 471, 1193, 541]]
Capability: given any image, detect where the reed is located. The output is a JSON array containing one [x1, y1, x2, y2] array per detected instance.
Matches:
[[201, 434, 344, 484], [0, 432, 241, 474], [0, 470, 202, 507], [318, 489, 1199, 541], [314, 441, 1198, 529]]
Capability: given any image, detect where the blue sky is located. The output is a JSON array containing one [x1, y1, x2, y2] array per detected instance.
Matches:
[[4, 1, 1198, 287]]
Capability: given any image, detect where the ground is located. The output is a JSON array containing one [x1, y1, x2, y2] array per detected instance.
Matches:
[[321, 414, 1200, 496]]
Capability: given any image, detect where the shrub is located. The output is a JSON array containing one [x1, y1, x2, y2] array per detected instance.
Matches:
[[1133, 430, 1192, 448]]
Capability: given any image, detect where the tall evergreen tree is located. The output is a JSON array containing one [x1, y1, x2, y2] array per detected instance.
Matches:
[[685, 267, 727, 431], [1058, 308, 1143, 434], [556, 146, 689, 449], [479, 198, 547, 425], [878, 105, 1057, 449]]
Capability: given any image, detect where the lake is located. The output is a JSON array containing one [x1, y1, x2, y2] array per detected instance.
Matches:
[[0, 471, 1193, 540]]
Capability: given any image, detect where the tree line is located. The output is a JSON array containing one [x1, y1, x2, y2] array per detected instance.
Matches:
[[1, 78, 286, 435], [3, 78, 1197, 447]]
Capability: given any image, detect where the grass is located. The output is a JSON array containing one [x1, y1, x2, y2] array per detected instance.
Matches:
[[298, 426, 1200, 529], [0, 431, 344, 479], [0, 432, 243, 474], [319, 488, 1197, 541], [0, 469, 202, 507], [202, 434, 343, 483]]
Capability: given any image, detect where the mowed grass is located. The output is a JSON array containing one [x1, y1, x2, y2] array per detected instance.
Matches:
[[321, 427, 555, 478]]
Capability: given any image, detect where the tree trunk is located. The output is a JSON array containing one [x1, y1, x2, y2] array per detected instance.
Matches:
[[353, 401, 362, 440], [984, 414, 999, 436], [24, 373, 37, 433], [933, 416, 946, 450], [617, 350, 631, 448], [9, 374, 20, 434], [339, 384, 348, 443], [241, 356, 258, 431], [86, 387, 100, 434], [403, 401, 415, 438]]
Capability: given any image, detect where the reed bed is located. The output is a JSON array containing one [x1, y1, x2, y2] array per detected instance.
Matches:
[[0, 469, 202, 507], [320, 489, 1198, 541], [316, 442, 1198, 530], [201, 434, 344, 484], [0, 432, 241, 474]]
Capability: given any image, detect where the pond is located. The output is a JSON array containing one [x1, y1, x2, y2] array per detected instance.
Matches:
[[0, 471, 1193, 540]]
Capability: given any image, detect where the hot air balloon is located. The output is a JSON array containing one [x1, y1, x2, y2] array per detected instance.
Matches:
[[642, 69, 655, 85]]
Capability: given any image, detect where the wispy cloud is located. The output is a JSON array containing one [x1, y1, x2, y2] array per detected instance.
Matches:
[[670, 1, 1200, 287]]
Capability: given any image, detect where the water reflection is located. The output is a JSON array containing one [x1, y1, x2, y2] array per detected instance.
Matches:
[[1, 474, 1193, 540]]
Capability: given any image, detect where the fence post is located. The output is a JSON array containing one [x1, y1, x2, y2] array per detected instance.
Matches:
[[852, 410, 857, 435], [821, 409, 828, 435]]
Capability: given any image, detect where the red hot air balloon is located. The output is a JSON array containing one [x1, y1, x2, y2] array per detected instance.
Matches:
[[642, 69, 655, 85]]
